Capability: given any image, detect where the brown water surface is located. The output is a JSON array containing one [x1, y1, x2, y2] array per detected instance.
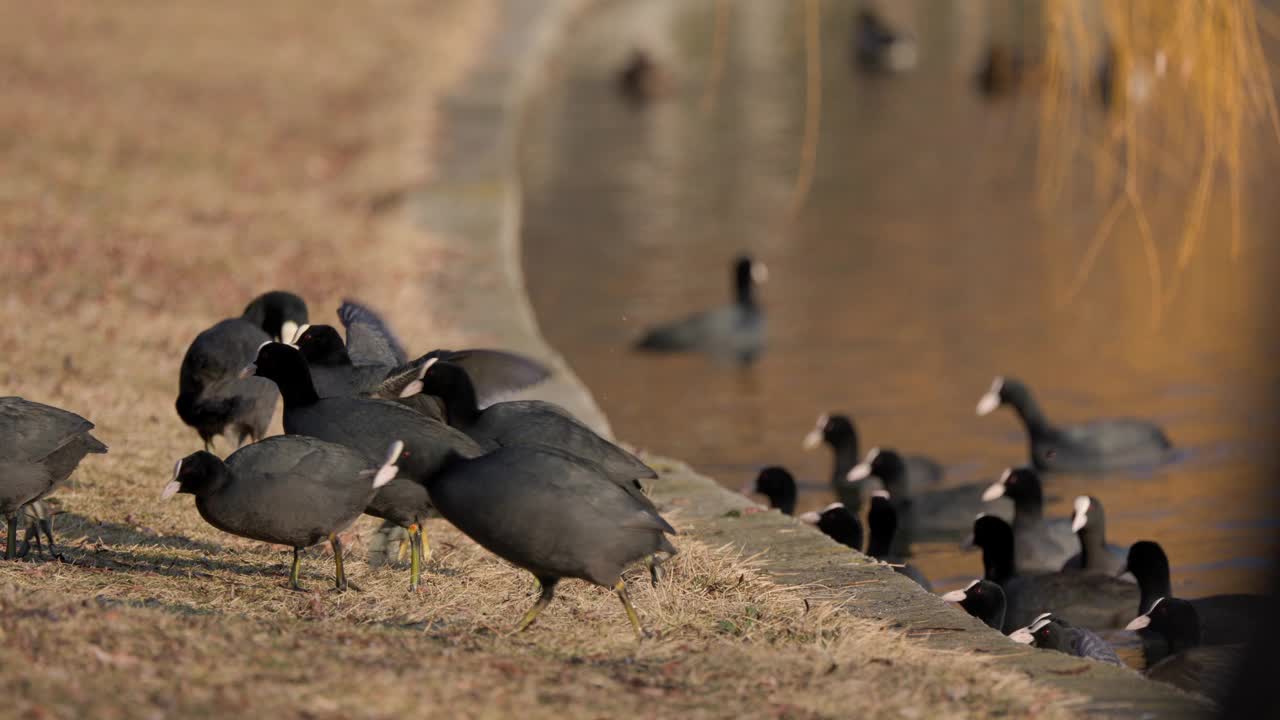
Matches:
[[521, 0, 1280, 606]]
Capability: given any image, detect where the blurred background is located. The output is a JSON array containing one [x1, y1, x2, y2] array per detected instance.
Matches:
[[522, 0, 1280, 599]]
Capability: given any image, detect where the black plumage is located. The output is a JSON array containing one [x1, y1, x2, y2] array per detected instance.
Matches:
[[633, 255, 767, 366], [176, 291, 308, 450], [941, 579, 1006, 631], [163, 435, 401, 590], [0, 397, 107, 559], [424, 444, 677, 637], [1011, 613, 1123, 666]]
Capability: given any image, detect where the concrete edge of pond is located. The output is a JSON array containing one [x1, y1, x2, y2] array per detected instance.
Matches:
[[419, 1, 1211, 717]]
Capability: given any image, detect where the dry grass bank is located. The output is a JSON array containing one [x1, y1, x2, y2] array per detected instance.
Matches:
[[0, 2, 1077, 717]]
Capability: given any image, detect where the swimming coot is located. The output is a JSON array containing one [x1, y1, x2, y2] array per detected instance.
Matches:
[[799, 502, 863, 551], [162, 436, 402, 591], [1010, 613, 1123, 666], [847, 448, 1012, 546], [1061, 495, 1128, 575], [423, 444, 677, 638], [965, 514, 1137, 633], [741, 466, 797, 515], [981, 467, 1077, 573], [1122, 540, 1268, 656], [246, 342, 484, 591], [1127, 598, 1245, 704], [852, 8, 917, 73], [941, 579, 1006, 631], [975, 376, 1172, 471], [0, 397, 107, 560], [633, 255, 767, 366], [176, 291, 308, 450], [802, 413, 943, 510], [867, 491, 931, 590]]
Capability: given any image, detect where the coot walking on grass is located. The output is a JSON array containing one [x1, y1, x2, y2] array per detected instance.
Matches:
[[975, 376, 1172, 471], [425, 444, 677, 637], [163, 436, 402, 591], [1010, 613, 1123, 666], [176, 291, 308, 450], [0, 397, 107, 559], [246, 342, 484, 591], [633, 255, 767, 366]]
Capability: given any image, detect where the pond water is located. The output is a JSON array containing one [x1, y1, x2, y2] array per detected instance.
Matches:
[[521, 0, 1280, 608]]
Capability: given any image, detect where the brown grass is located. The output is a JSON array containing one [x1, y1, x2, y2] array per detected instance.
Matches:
[[0, 1, 1080, 717]]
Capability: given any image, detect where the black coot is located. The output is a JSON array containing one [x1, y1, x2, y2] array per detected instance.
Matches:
[[1010, 613, 1123, 666], [1127, 598, 1244, 704], [802, 413, 943, 509], [980, 467, 1077, 573], [424, 444, 677, 637], [246, 342, 484, 591], [975, 376, 1172, 471], [799, 503, 863, 551], [867, 491, 931, 590], [417, 360, 654, 482], [1061, 495, 1128, 575], [965, 515, 1137, 633], [941, 579, 1006, 631], [847, 448, 1012, 548], [0, 397, 107, 559], [741, 466, 797, 515], [633, 255, 767, 366], [852, 9, 917, 72], [1122, 541, 1268, 654], [163, 436, 402, 591], [307, 300, 552, 405], [176, 291, 308, 450]]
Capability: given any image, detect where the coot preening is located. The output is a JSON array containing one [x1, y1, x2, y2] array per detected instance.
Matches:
[[424, 444, 677, 638], [633, 255, 767, 366], [163, 436, 402, 591], [975, 376, 1172, 471], [940, 579, 1006, 631], [176, 291, 308, 450], [981, 467, 1077, 573], [799, 503, 863, 551], [0, 397, 107, 559], [802, 413, 942, 510], [1122, 540, 1268, 655], [1062, 495, 1127, 575], [417, 359, 654, 482], [847, 448, 1010, 547], [246, 342, 484, 591], [867, 491, 931, 590], [741, 466, 797, 516], [1127, 598, 1245, 703], [1010, 613, 1123, 666], [330, 300, 551, 403], [853, 8, 917, 73], [965, 514, 1136, 633]]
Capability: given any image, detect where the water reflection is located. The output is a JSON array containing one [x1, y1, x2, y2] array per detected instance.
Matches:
[[521, 0, 1280, 599]]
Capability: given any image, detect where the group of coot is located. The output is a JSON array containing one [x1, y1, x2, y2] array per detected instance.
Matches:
[[636, 253, 1258, 702], [2, 292, 676, 637]]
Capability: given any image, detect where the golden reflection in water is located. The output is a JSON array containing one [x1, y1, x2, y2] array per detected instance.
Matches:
[[522, 0, 1280, 601]]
